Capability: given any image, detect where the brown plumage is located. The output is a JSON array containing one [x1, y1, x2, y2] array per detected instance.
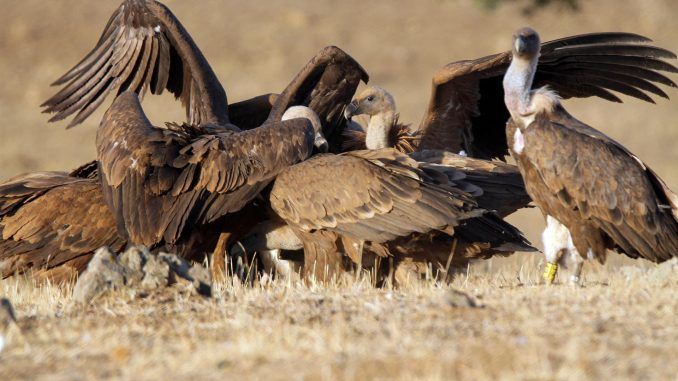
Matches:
[[342, 117, 420, 154], [96, 91, 320, 251], [267, 148, 533, 281], [417, 32, 677, 159], [0, 164, 125, 283], [341, 86, 535, 281], [42, 0, 229, 127], [265, 46, 369, 152], [504, 28, 678, 282]]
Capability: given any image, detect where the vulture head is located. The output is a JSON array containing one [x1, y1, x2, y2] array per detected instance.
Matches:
[[282, 106, 329, 152], [512, 27, 541, 60], [344, 86, 396, 120]]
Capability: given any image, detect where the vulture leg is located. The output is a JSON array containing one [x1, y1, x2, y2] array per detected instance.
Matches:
[[260, 249, 301, 280], [541, 216, 571, 284], [566, 251, 585, 284], [296, 230, 350, 283], [210, 232, 230, 282]]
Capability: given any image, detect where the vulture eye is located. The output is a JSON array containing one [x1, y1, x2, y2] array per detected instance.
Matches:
[[366, 95, 375, 102]]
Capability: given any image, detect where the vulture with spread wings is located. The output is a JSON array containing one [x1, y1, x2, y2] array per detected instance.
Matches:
[[504, 27, 678, 283], [345, 33, 677, 160]]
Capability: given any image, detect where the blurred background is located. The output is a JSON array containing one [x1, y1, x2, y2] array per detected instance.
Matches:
[[0, 0, 676, 267]]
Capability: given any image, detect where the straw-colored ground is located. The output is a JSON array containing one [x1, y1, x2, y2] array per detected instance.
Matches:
[[0, 0, 677, 380], [1, 260, 676, 381]]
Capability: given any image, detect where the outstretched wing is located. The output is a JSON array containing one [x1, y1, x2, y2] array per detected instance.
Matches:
[[266, 46, 369, 151], [0, 172, 124, 282], [228, 93, 279, 130], [270, 149, 484, 243], [522, 107, 678, 263], [419, 33, 677, 159], [42, 0, 229, 127], [97, 92, 315, 247]]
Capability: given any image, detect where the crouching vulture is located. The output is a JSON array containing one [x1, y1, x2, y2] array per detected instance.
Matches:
[[0, 163, 124, 283], [503, 27, 678, 283]]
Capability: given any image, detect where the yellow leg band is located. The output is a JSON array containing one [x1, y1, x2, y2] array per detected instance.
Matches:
[[543, 262, 558, 283]]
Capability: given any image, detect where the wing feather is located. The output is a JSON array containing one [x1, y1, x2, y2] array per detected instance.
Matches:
[[43, 0, 228, 127], [521, 108, 678, 262], [96, 92, 314, 247], [418, 32, 677, 159], [270, 149, 484, 243]]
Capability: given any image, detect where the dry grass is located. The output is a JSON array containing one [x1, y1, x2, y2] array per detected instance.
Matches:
[[1, 257, 676, 381], [0, 1, 677, 379]]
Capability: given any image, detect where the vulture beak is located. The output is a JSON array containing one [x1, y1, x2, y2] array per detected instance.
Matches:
[[344, 100, 359, 120], [314, 133, 329, 153], [514, 27, 540, 57], [514, 35, 529, 55]]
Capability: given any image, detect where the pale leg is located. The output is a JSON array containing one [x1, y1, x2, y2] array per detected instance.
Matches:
[[541, 216, 571, 283]]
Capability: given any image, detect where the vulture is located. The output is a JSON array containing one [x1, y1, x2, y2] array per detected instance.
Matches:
[[503, 27, 678, 283], [343, 33, 677, 161], [266, 147, 533, 282], [0, 163, 125, 283], [340, 86, 533, 281], [235, 142, 534, 283]]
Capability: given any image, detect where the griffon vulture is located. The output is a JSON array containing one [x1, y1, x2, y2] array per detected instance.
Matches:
[[503, 27, 678, 283], [238, 144, 533, 282], [0, 163, 125, 283], [345, 33, 677, 161]]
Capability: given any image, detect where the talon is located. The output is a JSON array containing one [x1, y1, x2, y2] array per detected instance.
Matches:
[[543, 262, 558, 284]]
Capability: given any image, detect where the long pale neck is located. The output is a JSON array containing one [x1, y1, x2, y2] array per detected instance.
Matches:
[[503, 55, 538, 120], [365, 110, 395, 149]]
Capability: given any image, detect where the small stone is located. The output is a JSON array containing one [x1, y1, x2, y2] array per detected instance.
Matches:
[[446, 289, 478, 308], [119, 246, 150, 285], [140, 254, 170, 289], [0, 298, 17, 353], [159, 252, 211, 297], [73, 247, 127, 304]]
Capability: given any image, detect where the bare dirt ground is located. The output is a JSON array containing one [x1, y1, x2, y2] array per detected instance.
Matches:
[[0, 0, 677, 380]]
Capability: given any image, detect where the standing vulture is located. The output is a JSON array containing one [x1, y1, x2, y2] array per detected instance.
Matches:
[[503, 27, 678, 283], [343, 33, 677, 161]]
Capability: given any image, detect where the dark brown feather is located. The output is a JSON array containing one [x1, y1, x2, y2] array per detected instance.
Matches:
[[418, 32, 677, 160], [97, 91, 316, 249], [42, 0, 229, 127], [0, 171, 125, 282], [266, 46, 369, 152], [508, 105, 678, 263]]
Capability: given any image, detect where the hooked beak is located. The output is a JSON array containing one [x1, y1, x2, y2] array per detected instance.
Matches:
[[314, 133, 329, 153], [514, 36, 528, 55], [344, 100, 359, 120]]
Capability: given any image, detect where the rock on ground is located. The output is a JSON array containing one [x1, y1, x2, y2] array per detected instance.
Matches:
[[73, 246, 211, 304]]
